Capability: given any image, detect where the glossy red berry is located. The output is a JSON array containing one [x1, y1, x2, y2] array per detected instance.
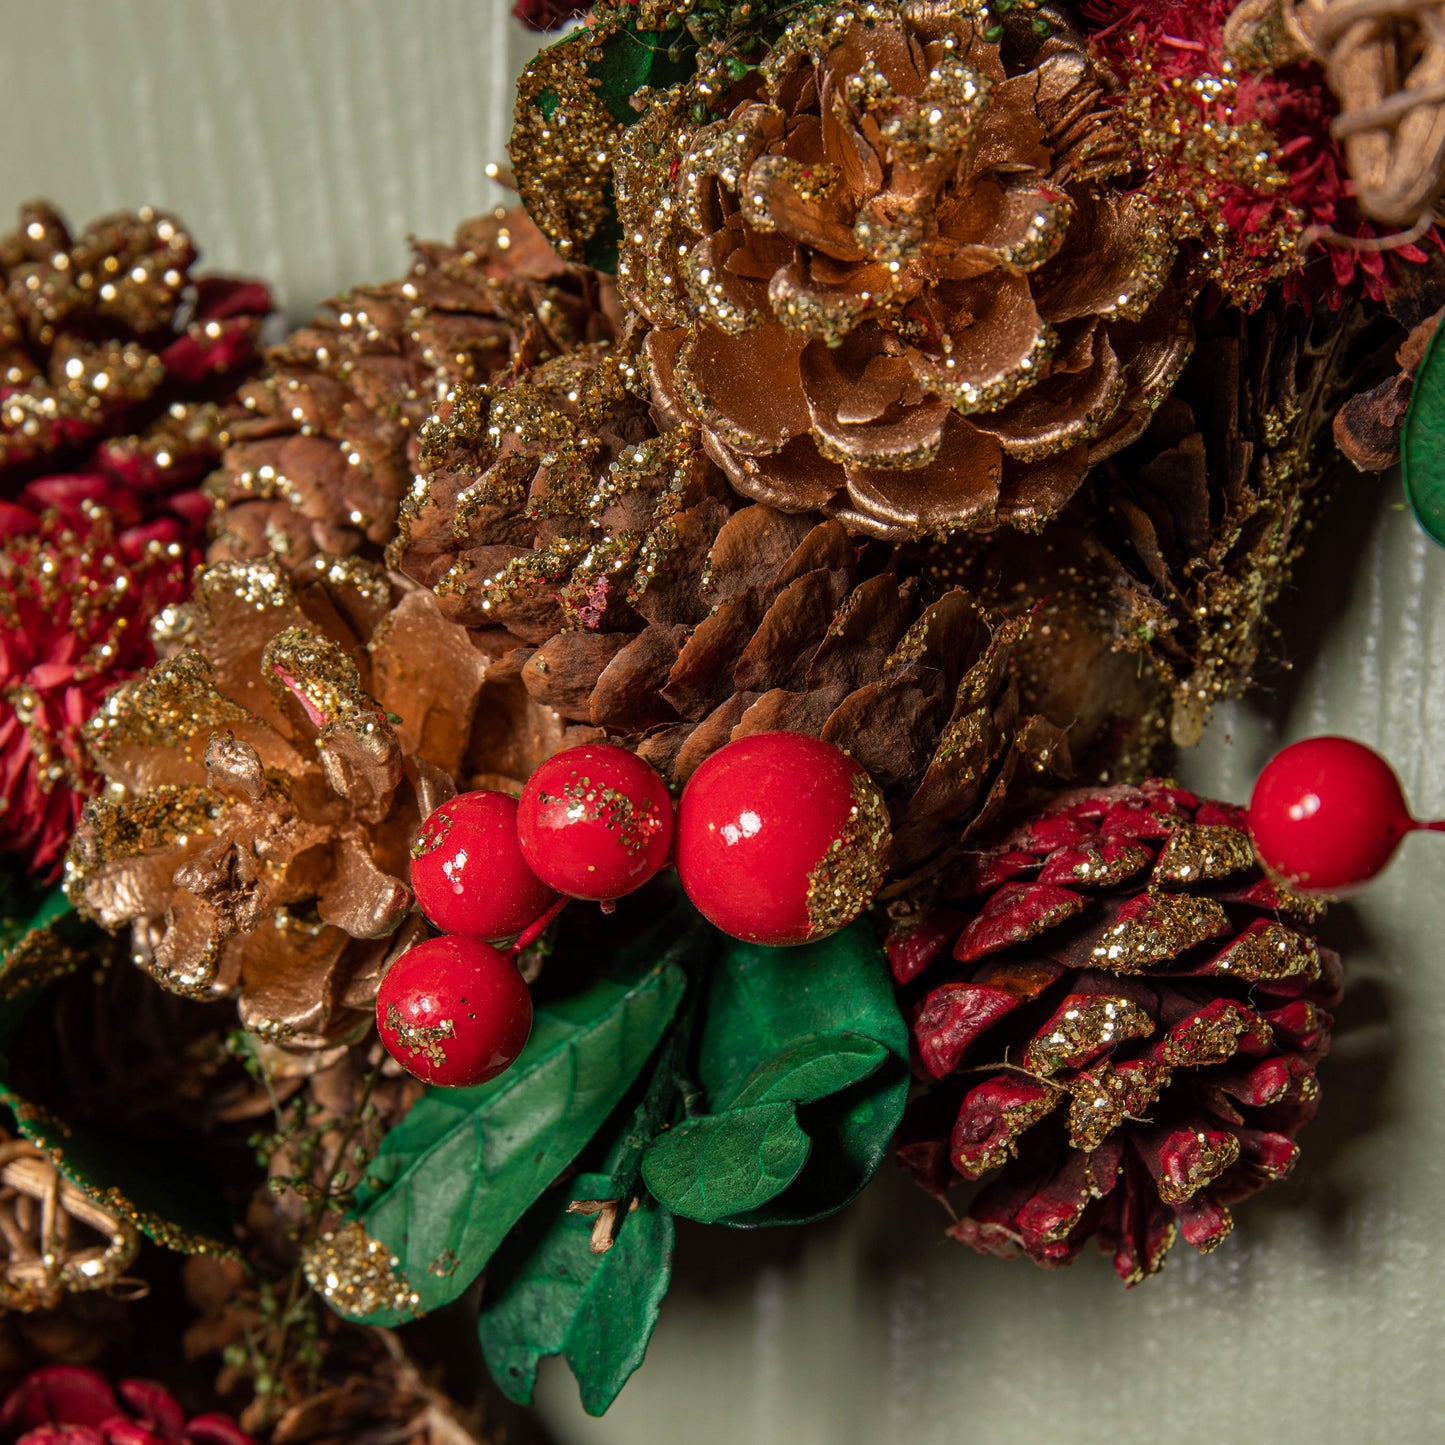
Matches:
[[517, 744, 674, 902], [1248, 735, 1416, 894], [410, 791, 557, 941], [675, 731, 890, 946], [377, 935, 532, 1087]]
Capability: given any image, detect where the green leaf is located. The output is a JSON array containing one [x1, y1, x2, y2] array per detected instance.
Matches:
[[675, 923, 910, 1226], [729, 1030, 889, 1109], [698, 923, 909, 1108], [339, 945, 687, 1323], [1402, 319, 1445, 546], [640, 1100, 811, 1224], [479, 1173, 673, 1417], [589, 22, 695, 127]]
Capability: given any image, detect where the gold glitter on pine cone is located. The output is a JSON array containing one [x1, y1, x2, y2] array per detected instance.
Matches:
[[390, 339, 1067, 885], [892, 780, 1339, 1282], [206, 208, 618, 572], [612, 0, 1194, 539], [64, 554, 575, 1050]]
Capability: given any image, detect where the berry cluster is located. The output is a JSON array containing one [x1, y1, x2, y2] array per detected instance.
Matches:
[[378, 733, 892, 1087]]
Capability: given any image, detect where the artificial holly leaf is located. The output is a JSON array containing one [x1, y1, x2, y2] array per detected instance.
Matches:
[[335, 945, 687, 1323], [640, 1100, 811, 1225], [658, 922, 910, 1226], [1403, 320, 1445, 546], [478, 1172, 673, 1417], [0, 899, 236, 1255], [698, 923, 910, 1107], [729, 1031, 890, 1109]]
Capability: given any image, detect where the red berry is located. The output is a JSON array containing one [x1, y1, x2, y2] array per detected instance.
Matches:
[[410, 791, 557, 941], [376, 935, 532, 1087], [517, 744, 674, 902], [1248, 735, 1415, 894], [674, 731, 890, 946]]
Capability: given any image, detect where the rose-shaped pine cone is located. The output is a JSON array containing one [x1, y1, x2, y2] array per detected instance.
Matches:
[[390, 342, 1068, 882], [612, 0, 1193, 540], [206, 208, 617, 573], [891, 780, 1340, 1282], [64, 554, 575, 1050], [0, 506, 190, 875], [1, 1366, 254, 1445], [1, 202, 271, 515]]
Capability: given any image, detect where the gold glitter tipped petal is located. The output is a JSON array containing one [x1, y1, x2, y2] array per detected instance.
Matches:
[[1088, 894, 1231, 973], [1022, 996, 1153, 1077], [1064, 1060, 1171, 1153], [1153, 1130, 1241, 1205], [805, 771, 891, 939], [303, 1221, 421, 1321], [1206, 920, 1321, 983], [953, 1084, 1062, 1178], [1152, 824, 1257, 886]]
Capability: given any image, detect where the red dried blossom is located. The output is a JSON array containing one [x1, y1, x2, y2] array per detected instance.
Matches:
[[1085, 0, 1439, 307], [0, 502, 188, 877], [891, 780, 1339, 1283], [0, 1366, 254, 1445], [512, 0, 590, 30]]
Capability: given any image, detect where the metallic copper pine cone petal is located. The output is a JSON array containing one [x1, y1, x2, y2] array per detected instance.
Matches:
[[613, 0, 1193, 539], [65, 553, 574, 1051]]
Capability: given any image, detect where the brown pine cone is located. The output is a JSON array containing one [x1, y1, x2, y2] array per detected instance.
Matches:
[[1, 201, 269, 485], [64, 554, 574, 1049], [390, 341, 1068, 883], [1086, 295, 1385, 745], [206, 208, 618, 571], [891, 779, 1339, 1282], [612, 0, 1193, 540]]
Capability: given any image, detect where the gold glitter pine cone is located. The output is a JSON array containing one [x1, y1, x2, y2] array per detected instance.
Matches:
[[64, 553, 575, 1050], [388, 340, 1067, 885], [207, 207, 618, 573], [612, 0, 1194, 540]]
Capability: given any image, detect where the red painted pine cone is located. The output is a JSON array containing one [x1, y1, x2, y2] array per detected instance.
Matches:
[[891, 779, 1340, 1283]]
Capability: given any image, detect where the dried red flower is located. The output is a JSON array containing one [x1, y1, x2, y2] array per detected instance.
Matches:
[[0, 505, 188, 876], [1085, 0, 1440, 306], [0, 1366, 255, 1445], [512, 0, 590, 30]]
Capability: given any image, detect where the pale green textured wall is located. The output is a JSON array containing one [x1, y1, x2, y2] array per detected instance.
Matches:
[[3, 6, 1442, 1441]]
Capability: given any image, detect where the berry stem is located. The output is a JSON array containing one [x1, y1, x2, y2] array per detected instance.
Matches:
[[1416, 818, 1445, 833], [508, 895, 571, 957]]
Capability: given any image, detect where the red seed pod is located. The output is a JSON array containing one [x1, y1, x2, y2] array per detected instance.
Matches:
[[376, 935, 533, 1088], [674, 731, 890, 946], [410, 790, 557, 941], [516, 744, 674, 902], [1248, 735, 1419, 894]]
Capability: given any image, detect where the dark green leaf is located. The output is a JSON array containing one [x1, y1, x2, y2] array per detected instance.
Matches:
[[680, 923, 910, 1226], [729, 1059, 909, 1227], [1402, 320, 1445, 546], [698, 923, 909, 1109], [479, 1173, 673, 1417], [589, 22, 695, 126], [641, 1100, 811, 1224], [340, 948, 686, 1323], [729, 1030, 889, 1109]]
